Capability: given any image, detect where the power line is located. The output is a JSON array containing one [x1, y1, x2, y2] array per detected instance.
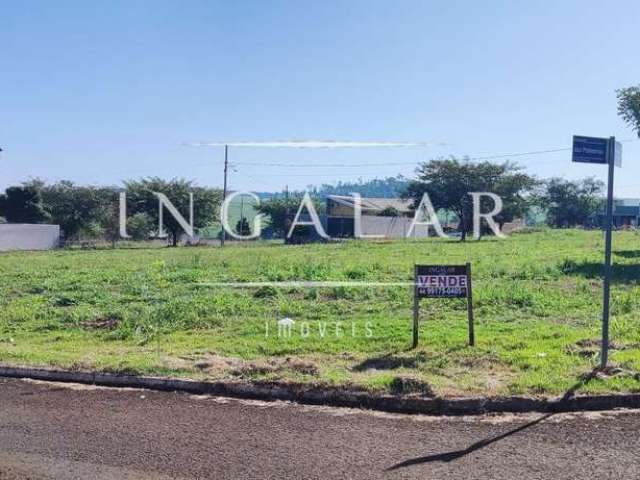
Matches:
[[232, 167, 405, 178], [233, 148, 570, 168], [233, 139, 640, 169], [185, 140, 442, 148]]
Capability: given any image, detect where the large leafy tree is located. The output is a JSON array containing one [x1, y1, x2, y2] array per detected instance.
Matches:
[[124, 177, 221, 246], [536, 177, 604, 228], [24, 180, 116, 240], [617, 85, 640, 136], [404, 158, 537, 240], [492, 171, 539, 229], [0, 185, 49, 223], [255, 196, 325, 238]]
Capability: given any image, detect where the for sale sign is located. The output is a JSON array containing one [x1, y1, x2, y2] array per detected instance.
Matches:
[[415, 265, 469, 298], [412, 263, 474, 347]]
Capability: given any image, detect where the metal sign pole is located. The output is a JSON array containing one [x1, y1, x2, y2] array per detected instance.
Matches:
[[572, 134, 622, 369], [412, 265, 419, 348], [466, 262, 475, 347], [600, 136, 616, 369]]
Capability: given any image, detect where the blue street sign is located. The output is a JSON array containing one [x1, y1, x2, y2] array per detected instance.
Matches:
[[572, 135, 609, 164]]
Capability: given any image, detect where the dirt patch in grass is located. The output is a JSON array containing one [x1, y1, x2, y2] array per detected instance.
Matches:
[[436, 359, 518, 397], [232, 357, 320, 377], [566, 339, 635, 358], [166, 354, 320, 378], [167, 354, 243, 372], [81, 317, 120, 331], [576, 339, 627, 349], [194, 355, 243, 372], [453, 355, 501, 369], [588, 365, 640, 381]]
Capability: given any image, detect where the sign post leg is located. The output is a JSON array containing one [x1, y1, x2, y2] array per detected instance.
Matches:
[[412, 265, 419, 348], [466, 262, 475, 347], [601, 137, 616, 369]]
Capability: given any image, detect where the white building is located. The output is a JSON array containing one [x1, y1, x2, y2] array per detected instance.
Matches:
[[0, 224, 60, 252]]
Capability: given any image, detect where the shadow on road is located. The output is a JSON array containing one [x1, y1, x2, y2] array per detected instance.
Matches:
[[386, 368, 599, 471]]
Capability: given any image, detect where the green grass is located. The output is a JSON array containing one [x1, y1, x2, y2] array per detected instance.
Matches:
[[2, 228, 640, 397]]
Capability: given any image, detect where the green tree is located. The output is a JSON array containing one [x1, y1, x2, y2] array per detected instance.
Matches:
[[126, 212, 154, 241], [377, 206, 400, 217], [97, 199, 122, 246], [255, 196, 325, 238], [492, 171, 540, 229], [536, 177, 604, 228], [0, 186, 49, 223], [404, 158, 537, 240], [125, 177, 221, 246], [617, 85, 640, 136], [27, 180, 116, 241], [235, 217, 251, 236]]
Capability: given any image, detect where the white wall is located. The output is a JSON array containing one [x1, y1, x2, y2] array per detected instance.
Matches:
[[0, 224, 60, 252], [360, 216, 430, 238]]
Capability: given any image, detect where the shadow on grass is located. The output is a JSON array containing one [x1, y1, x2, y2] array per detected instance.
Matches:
[[352, 353, 428, 372], [562, 259, 640, 284], [614, 250, 640, 259], [386, 368, 599, 471]]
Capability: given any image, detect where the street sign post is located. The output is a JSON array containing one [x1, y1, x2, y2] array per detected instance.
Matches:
[[572, 135, 622, 368], [413, 264, 474, 348]]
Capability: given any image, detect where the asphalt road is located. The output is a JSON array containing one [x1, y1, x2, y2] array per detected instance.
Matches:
[[1, 378, 639, 479]]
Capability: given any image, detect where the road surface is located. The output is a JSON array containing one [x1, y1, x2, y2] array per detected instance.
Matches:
[[0, 378, 638, 479]]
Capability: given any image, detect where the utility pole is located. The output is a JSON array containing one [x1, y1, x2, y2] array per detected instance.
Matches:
[[221, 144, 229, 247]]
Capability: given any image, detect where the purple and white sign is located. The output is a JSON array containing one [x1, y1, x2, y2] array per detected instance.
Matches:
[[416, 265, 469, 298]]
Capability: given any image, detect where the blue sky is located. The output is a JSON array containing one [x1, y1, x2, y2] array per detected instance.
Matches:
[[1, 0, 639, 195]]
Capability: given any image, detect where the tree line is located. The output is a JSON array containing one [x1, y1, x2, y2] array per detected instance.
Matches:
[[0, 178, 221, 246], [256, 160, 611, 241], [0, 164, 620, 244], [0, 162, 622, 244]]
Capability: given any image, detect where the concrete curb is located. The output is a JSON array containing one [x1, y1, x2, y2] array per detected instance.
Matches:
[[2, 365, 640, 416]]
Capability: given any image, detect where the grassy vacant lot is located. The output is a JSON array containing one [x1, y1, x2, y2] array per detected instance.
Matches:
[[1, 229, 640, 398]]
